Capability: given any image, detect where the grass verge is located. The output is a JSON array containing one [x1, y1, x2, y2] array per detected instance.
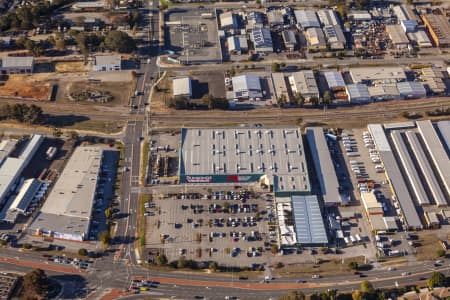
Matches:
[[140, 141, 150, 185], [138, 194, 152, 253]]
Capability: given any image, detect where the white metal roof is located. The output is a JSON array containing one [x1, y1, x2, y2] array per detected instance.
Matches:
[[232, 75, 261, 93], [294, 10, 320, 28], [94, 55, 121, 66], [9, 179, 41, 212], [1, 56, 34, 68], [323, 71, 345, 88], [437, 120, 450, 155], [173, 77, 192, 97]]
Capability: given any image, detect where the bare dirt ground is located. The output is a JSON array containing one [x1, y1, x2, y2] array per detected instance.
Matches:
[[55, 62, 87, 73], [63, 81, 134, 106], [0, 74, 53, 99]]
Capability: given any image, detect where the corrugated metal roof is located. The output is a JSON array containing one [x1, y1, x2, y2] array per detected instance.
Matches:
[[294, 10, 320, 28], [437, 120, 450, 155], [391, 130, 430, 206], [173, 77, 192, 97], [1, 56, 33, 68], [9, 178, 41, 212], [324, 71, 345, 88], [232, 75, 261, 92], [306, 127, 342, 205], [292, 195, 328, 245], [405, 131, 448, 207]]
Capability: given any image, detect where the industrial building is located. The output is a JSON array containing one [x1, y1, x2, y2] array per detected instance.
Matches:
[[231, 74, 262, 100], [400, 20, 418, 33], [291, 195, 328, 246], [288, 71, 319, 101], [416, 120, 450, 201], [408, 30, 432, 48], [322, 25, 346, 50], [306, 127, 344, 206], [367, 124, 423, 230], [246, 11, 265, 28], [350, 67, 406, 85], [405, 131, 448, 207], [251, 27, 273, 53], [29, 146, 103, 241], [93, 55, 121, 72], [0, 139, 17, 164], [361, 192, 383, 215], [0, 56, 34, 74], [396, 81, 426, 99], [368, 85, 400, 101], [227, 36, 248, 54], [422, 14, 450, 47], [323, 71, 346, 91], [391, 130, 430, 206], [346, 84, 371, 103], [267, 10, 284, 26], [386, 25, 410, 49], [281, 30, 297, 51], [294, 10, 320, 28], [317, 9, 340, 27], [437, 121, 450, 153], [1, 179, 42, 223], [305, 27, 326, 50], [220, 12, 238, 30], [178, 127, 311, 197], [0, 135, 43, 209], [271, 73, 289, 104], [172, 77, 192, 98]]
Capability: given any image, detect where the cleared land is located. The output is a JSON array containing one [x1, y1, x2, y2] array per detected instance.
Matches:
[[0, 74, 53, 99]]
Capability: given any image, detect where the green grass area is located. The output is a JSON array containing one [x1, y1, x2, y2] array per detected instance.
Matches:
[[141, 141, 150, 185], [139, 194, 152, 250]]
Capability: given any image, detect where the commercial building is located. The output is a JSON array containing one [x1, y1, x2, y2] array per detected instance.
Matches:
[[93, 55, 121, 71], [291, 195, 328, 246], [396, 81, 426, 99], [288, 70, 319, 101], [368, 85, 400, 101], [294, 10, 320, 28], [416, 120, 450, 201], [281, 30, 297, 51], [391, 130, 430, 206], [393, 5, 419, 23], [0, 273, 19, 300], [350, 67, 406, 85], [29, 146, 103, 241], [271, 73, 289, 104], [422, 14, 450, 47], [305, 27, 326, 50], [251, 27, 273, 53], [400, 20, 418, 33], [368, 124, 422, 230], [246, 11, 265, 28], [408, 30, 432, 48], [317, 9, 340, 27], [349, 11, 372, 21], [361, 192, 383, 215], [346, 84, 371, 103], [323, 71, 346, 91], [172, 77, 192, 98], [72, 0, 105, 11], [232, 74, 262, 100], [306, 127, 344, 206], [424, 211, 440, 228], [0, 135, 43, 208], [386, 25, 410, 49], [405, 131, 447, 207], [179, 127, 311, 197], [220, 12, 238, 30], [0, 56, 34, 74]]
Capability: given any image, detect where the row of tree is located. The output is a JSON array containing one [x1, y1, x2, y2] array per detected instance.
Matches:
[[166, 95, 229, 110], [279, 273, 448, 300], [0, 103, 43, 124]]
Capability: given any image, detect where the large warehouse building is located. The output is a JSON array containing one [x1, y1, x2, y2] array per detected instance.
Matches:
[[29, 146, 103, 241], [0, 135, 43, 209], [179, 127, 311, 196]]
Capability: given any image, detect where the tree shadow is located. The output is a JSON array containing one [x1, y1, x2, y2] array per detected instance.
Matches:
[[43, 114, 90, 127], [48, 274, 90, 299]]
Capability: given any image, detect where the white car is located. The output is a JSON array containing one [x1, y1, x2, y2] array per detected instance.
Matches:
[[311, 275, 321, 279], [401, 272, 410, 276]]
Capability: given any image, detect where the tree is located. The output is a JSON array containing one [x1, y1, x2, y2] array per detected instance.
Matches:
[[229, 66, 236, 77], [177, 256, 186, 268], [436, 249, 446, 257], [348, 261, 359, 270], [104, 30, 136, 53], [279, 290, 306, 300], [78, 248, 88, 256], [360, 281, 374, 294], [293, 93, 305, 107], [23, 243, 33, 249], [55, 38, 65, 51], [351, 290, 362, 300], [277, 94, 287, 108], [310, 96, 319, 107], [427, 272, 445, 289], [209, 261, 218, 272], [23, 269, 49, 298], [201, 94, 229, 110], [271, 62, 281, 73], [99, 230, 110, 245], [155, 254, 168, 265], [270, 244, 279, 254], [104, 208, 113, 219], [323, 90, 332, 104], [167, 97, 189, 110]]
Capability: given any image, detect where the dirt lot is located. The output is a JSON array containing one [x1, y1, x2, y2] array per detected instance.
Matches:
[[0, 74, 53, 100], [62, 81, 133, 106], [55, 62, 87, 73]]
